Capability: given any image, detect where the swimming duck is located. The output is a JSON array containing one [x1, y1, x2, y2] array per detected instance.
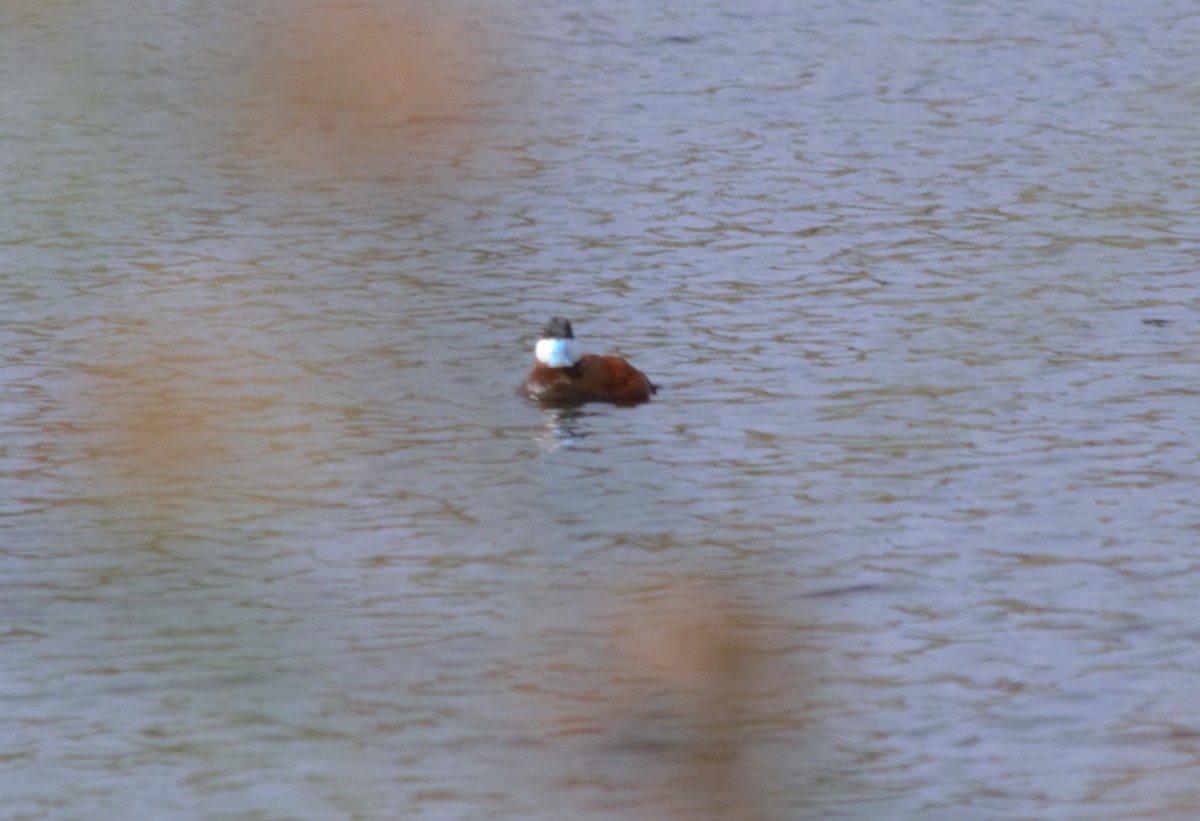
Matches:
[[519, 317, 657, 407]]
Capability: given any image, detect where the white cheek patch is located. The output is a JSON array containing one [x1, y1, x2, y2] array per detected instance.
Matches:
[[536, 338, 581, 367]]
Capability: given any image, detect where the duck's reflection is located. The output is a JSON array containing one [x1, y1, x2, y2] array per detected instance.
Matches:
[[532, 405, 592, 453]]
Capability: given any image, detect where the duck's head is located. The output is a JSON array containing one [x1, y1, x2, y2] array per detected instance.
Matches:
[[534, 316, 582, 368]]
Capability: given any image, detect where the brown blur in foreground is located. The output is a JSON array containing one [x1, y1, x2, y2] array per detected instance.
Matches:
[[72, 320, 291, 516], [242, 1, 485, 171], [546, 583, 803, 821], [80, 353, 243, 508]]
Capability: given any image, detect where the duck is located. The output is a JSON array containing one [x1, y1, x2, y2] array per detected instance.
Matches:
[[519, 317, 657, 407]]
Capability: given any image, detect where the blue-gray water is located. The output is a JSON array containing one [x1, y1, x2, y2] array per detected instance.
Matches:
[[3, 1, 1199, 818]]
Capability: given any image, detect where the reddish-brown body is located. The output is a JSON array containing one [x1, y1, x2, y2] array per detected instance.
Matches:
[[521, 353, 656, 406]]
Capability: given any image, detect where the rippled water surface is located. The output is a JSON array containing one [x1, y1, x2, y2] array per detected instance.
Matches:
[[3, 0, 1200, 818]]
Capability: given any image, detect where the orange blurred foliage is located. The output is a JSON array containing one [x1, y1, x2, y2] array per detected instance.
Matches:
[[565, 584, 791, 821], [243, 1, 484, 169]]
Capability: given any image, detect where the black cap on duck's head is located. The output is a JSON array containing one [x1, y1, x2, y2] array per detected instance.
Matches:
[[543, 317, 574, 339]]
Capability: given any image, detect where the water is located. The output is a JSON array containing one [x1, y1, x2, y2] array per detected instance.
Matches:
[[2, 0, 1199, 818]]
